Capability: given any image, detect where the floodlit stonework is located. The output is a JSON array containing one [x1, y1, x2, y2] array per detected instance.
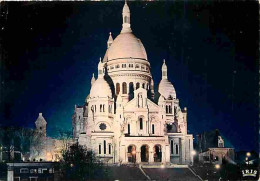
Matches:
[[73, 2, 193, 165]]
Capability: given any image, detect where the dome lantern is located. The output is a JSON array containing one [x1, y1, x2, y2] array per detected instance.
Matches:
[[162, 59, 167, 80], [121, 1, 132, 33]]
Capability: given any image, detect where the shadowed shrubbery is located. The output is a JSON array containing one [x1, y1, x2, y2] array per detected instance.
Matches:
[[60, 143, 107, 181]]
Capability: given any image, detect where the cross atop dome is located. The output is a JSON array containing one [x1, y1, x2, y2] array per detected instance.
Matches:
[[121, 0, 132, 33]]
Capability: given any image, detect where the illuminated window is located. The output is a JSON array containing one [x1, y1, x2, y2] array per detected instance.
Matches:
[[20, 168, 29, 173], [30, 169, 37, 174]]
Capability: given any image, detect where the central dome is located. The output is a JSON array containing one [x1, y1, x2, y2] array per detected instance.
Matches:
[[107, 32, 147, 61]]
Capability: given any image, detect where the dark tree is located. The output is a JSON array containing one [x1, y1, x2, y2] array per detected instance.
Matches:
[[60, 143, 106, 181]]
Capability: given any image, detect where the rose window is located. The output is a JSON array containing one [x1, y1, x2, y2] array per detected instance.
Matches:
[[99, 123, 107, 130]]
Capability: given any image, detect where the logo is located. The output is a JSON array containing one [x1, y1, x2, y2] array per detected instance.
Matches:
[[242, 169, 258, 177]]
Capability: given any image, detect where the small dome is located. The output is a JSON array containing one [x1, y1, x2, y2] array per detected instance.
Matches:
[[90, 77, 112, 98], [108, 32, 147, 61], [158, 79, 176, 99]]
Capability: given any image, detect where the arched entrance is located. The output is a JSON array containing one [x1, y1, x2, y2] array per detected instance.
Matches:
[[141, 145, 149, 162], [154, 145, 162, 162], [127, 145, 136, 163]]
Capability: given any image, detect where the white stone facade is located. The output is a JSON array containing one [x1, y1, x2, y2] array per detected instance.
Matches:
[[72, 2, 193, 165]]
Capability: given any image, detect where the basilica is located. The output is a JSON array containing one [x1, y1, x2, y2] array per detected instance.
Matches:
[[72, 2, 193, 165]]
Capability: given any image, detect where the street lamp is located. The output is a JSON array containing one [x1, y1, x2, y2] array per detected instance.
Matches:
[[191, 150, 196, 156], [160, 164, 165, 169], [246, 152, 251, 157], [215, 164, 220, 169]]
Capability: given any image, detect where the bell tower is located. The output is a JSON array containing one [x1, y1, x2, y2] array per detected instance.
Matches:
[[35, 113, 47, 137]]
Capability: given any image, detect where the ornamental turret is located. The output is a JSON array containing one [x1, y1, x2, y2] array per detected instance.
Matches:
[[91, 73, 95, 87], [107, 32, 113, 48], [121, 1, 132, 33]]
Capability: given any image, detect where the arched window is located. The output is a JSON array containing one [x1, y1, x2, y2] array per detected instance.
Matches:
[[99, 144, 101, 154], [170, 140, 174, 154], [109, 144, 111, 154], [128, 124, 130, 134], [129, 82, 134, 99], [163, 71, 167, 76], [104, 140, 106, 154], [139, 117, 143, 130], [142, 83, 145, 88], [166, 105, 168, 113], [103, 104, 105, 112], [136, 82, 140, 89], [152, 124, 155, 134], [116, 83, 120, 95], [100, 104, 102, 112], [123, 82, 127, 94]]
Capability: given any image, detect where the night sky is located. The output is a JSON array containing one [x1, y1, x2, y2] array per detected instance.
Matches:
[[0, 1, 258, 152]]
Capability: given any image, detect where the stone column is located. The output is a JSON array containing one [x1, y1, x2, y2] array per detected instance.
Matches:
[[7, 165, 14, 181], [180, 138, 185, 164], [136, 151, 141, 163], [165, 145, 170, 163], [149, 151, 154, 163], [161, 146, 166, 164], [120, 145, 126, 164]]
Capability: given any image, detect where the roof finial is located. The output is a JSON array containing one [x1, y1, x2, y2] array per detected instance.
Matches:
[[99, 57, 102, 62], [163, 59, 165, 64]]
